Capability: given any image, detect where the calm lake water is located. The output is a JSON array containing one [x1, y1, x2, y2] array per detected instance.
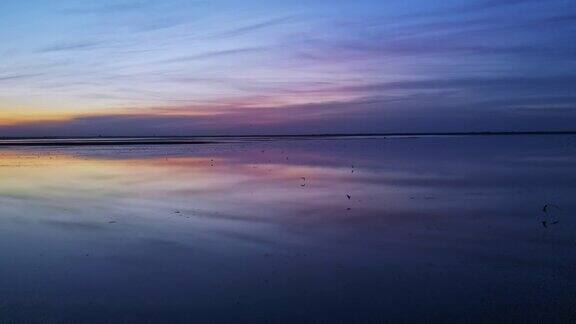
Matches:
[[1, 136, 575, 323]]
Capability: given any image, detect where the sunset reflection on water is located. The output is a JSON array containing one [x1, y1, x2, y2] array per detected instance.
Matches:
[[1, 136, 575, 322]]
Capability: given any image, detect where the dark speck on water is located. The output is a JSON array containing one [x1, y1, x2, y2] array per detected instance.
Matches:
[[543, 204, 561, 213]]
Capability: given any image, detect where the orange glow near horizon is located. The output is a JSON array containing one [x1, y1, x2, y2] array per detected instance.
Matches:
[[0, 106, 215, 126], [0, 109, 79, 125]]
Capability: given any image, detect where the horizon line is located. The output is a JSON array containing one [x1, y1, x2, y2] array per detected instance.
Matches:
[[0, 130, 575, 146]]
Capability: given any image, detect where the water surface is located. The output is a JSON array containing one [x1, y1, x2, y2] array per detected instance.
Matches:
[[1, 136, 575, 322]]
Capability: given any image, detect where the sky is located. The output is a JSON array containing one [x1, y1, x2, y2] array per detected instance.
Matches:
[[0, 0, 575, 136]]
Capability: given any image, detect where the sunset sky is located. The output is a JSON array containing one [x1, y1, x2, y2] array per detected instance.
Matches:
[[1, 0, 575, 136]]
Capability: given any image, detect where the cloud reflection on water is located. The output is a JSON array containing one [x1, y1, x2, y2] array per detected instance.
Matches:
[[0, 136, 575, 322]]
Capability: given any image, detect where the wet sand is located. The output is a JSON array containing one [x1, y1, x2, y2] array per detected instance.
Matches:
[[1, 135, 575, 322]]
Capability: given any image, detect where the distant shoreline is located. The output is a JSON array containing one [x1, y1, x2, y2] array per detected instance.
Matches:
[[0, 131, 575, 146]]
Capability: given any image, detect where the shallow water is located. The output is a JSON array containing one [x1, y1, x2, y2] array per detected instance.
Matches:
[[1, 136, 575, 323]]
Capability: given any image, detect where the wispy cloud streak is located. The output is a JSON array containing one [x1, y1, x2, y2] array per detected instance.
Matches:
[[0, 0, 574, 135]]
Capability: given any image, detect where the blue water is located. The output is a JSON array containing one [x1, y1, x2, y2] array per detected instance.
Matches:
[[1, 135, 575, 322]]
